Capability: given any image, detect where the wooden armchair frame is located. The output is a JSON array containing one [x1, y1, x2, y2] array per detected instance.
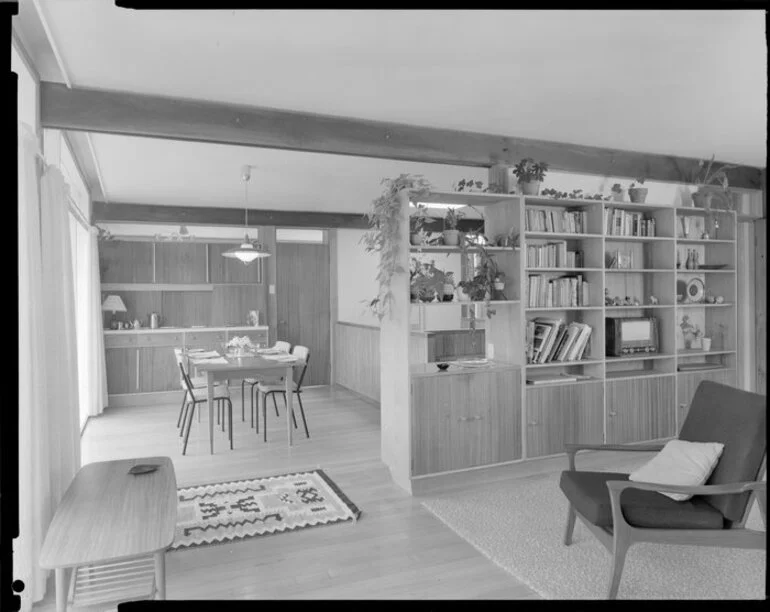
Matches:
[[564, 443, 767, 599]]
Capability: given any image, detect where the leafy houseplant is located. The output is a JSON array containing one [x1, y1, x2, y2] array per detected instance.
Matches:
[[458, 234, 504, 317], [362, 174, 432, 320], [610, 183, 625, 202], [628, 177, 648, 203], [689, 155, 737, 211], [443, 207, 464, 246], [409, 203, 436, 246], [512, 158, 549, 196]]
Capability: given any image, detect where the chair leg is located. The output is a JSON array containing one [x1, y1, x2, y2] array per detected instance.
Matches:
[[272, 393, 280, 419], [263, 393, 267, 443], [607, 533, 631, 599], [297, 393, 310, 439], [177, 392, 187, 428], [217, 400, 220, 426], [179, 402, 190, 438], [227, 399, 233, 450], [283, 393, 298, 429], [250, 385, 255, 429], [241, 381, 245, 422], [254, 387, 259, 434], [564, 503, 577, 545], [182, 402, 196, 455], [221, 399, 226, 432]]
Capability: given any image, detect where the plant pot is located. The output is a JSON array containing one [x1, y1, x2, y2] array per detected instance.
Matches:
[[628, 187, 648, 203], [518, 180, 541, 196], [691, 191, 710, 209], [442, 229, 460, 246], [611, 191, 625, 202], [701, 337, 712, 352], [457, 288, 470, 302], [410, 233, 424, 246]]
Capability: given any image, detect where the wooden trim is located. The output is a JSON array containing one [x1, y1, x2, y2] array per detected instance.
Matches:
[[62, 130, 105, 201], [100, 283, 214, 292], [40, 81, 764, 190], [336, 321, 379, 331], [329, 229, 338, 386]]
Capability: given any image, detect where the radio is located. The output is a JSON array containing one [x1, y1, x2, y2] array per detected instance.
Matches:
[[605, 317, 659, 357]]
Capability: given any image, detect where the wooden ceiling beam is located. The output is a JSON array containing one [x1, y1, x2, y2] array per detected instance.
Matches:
[[41, 82, 763, 190], [92, 201, 482, 232]]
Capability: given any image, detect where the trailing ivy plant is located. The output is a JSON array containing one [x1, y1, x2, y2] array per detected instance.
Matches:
[[361, 174, 432, 320]]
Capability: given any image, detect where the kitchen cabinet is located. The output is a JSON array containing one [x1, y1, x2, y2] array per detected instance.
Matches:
[[155, 243, 208, 284], [139, 347, 180, 393], [184, 330, 226, 351], [411, 366, 521, 476], [606, 375, 676, 444], [99, 241, 154, 284], [208, 243, 263, 284], [677, 369, 737, 431], [105, 347, 140, 395], [227, 328, 269, 347]]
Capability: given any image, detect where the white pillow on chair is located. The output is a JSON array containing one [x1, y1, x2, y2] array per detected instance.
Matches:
[[628, 439, 724, 501]]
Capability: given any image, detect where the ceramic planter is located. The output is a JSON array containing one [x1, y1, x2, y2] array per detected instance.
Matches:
[[628, 187, 648, 203], [442, 229, 460, 246], [518, 181, 541, 196], [410, 233, 424, 246], [611, 190, 625, 202]]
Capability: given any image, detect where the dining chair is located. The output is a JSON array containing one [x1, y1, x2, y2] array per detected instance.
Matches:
[[178, 362, 234, 455], [241, 340, 292, 428], [256, 345, 310, 443], [174, 348, 225, 429]]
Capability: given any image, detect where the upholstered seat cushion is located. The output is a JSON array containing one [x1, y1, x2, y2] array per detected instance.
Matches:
[[559, 470, 725, 530]]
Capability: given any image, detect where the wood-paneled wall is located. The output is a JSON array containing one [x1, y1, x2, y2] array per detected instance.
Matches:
[[756, 219, 766, 395], [334, 322, 380, 403]]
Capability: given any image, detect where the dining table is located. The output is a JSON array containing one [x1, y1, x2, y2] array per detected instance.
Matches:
[[190, 351, 305, 453]]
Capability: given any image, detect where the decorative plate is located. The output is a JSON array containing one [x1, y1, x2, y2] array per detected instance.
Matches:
[[685, 278, 706, 303]]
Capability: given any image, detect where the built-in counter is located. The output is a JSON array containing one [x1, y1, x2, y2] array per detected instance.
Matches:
[[410, 360, 523, 477]]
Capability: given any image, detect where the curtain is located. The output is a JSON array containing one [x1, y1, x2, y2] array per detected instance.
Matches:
[[84, 226, 108, 417], [15, 123, 81, 612]]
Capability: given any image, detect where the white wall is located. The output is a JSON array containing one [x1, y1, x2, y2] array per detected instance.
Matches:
[[336, 228, 381, 326]]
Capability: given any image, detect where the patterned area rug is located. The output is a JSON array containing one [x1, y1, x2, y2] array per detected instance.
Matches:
[[422, 472, 766, 599], [171, 470, 361, 550]]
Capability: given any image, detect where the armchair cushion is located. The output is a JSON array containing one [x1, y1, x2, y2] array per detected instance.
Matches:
[[628, 440, 724, 501], [559, 470, 725, 530], [678, 381, 767, 522]]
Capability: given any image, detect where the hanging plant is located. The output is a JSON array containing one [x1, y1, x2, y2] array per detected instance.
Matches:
[[361, 174, 432, 320]]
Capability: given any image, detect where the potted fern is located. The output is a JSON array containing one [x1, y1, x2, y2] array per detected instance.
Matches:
[[689, 155, 737, 211], [409, 203, 436, 246], [628, 178, 648, 203], [443, 207, 464, 246], [512, 158, 549, 196]]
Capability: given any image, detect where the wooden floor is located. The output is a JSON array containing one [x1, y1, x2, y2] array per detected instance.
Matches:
[[32, 385, 653, 604]]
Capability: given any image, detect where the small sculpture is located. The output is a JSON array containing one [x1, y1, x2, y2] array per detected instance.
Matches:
[[648, 295, 658, 305], [716, 295, 725, 304], [604, 288, 613, 306], [624, 296, 633, 306], [632, 297, 641, 306], [706, 295, 716, 304], [613, 296, 623, 306]]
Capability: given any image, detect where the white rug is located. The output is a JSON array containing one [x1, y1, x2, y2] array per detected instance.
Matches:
[[422, 473, 766, 599]]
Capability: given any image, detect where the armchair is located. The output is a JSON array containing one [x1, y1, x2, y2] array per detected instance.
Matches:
[[559, 380, 766, 599]]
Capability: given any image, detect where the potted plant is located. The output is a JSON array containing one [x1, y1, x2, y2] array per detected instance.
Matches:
[[689, 155, 737, 211], [512, 158, 549, 195], [628, 178, 648, 203], [443, 207, 464, 246], [610, 183, 625, 202], [409, 203, 436, 246], [493, 272, 507, 300]]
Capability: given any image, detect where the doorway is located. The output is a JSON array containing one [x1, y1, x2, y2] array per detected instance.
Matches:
[[276, 234, 331, 386]]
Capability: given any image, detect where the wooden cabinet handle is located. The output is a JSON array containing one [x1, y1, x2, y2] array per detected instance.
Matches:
[[608, 411, 617, 417]]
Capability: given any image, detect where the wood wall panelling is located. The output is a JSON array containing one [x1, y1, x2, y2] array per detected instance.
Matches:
[[211, 285, 266, 327], [756, 219, 766, 395], [334, 323, 380, 404], [101, 290, 161, 329], [99, 240, 153, 283], [606, 376, 676, 444], [154, 242, 207, 284], [139, 347, 180, 393], [42, 83, 762, 189], [676, 369, 737, 430], [525, 382, 604, 458], [262, 227, 278, 344], [160, 291, 212, 328], [208, 243, 263, 284], [105, 347, 139, 395]]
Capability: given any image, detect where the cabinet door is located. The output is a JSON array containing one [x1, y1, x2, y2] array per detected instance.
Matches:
[[208, 243, 263, 284], [99, 241, 153, 283], [184, 330, 226, 351], [526, 382, 604, 458], [677, 370, 737, 431], [229, 329, 269, 347], [467, 369, 521, 466], [139, 347, 181, 393], [155, 243, 208, 284], [105, 347, 139, 395], [607, 376, 676, 444]]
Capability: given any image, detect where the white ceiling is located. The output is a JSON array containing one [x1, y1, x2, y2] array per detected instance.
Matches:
[[16, 5, 767, 213]]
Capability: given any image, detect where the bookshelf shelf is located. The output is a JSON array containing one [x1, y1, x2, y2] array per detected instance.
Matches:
[[526, 377, 602, 388], [604, 236, 673, 242], [525, 267, 603, 272], [674, 206, 735, 216], [526, 359, 604, 368], [526, 306, 602, 312], [605, 304, 675, 310], [676, 269, 735, 274], [605, 369, 675, 381], [677, 367, 735, 375], [604, 269, 673, 273], [676, 302, 734, 308], [677, 349, 736, 357], [410, 245, 519, 254], [676, 238, 735, 245], [605, 353, 676, 362], [525, 231, 602, 240], [413, 300, 520, 307]]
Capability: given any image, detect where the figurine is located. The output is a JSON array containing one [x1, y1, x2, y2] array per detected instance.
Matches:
[[624, 296, 633, 306], [604, 288, 613, 306], [715, 296, 725, 304], [706, 295, 716, 304], [648, 295, 658, 305], [613, 296, 623, 306], [701, 232, 710, 240], [632, 297, 641, 306]]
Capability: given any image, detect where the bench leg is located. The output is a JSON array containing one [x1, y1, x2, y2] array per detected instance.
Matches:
[[55, 567, 67, 612], [154, 551, 166, 600]]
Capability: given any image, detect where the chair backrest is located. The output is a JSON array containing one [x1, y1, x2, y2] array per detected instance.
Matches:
[[679, 380, 766, 524], [178, 362, 196, 396], [291, 345, 310, 389], [174, 348, 188, 385], [275, 340, 291, 353]]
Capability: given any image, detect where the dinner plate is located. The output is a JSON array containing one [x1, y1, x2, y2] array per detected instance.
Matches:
[[457, 359, 489, 367]]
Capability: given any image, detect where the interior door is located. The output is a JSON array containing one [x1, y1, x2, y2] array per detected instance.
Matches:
[[276, 241, 331, 386], [756, 219, 766, 395]]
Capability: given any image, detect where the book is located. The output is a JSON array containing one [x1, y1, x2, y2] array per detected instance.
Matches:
[[526, 373, 579, 385]]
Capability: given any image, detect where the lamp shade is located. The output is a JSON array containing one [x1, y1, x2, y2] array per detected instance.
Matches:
[[222, 238, 271, 264], [102, 294, 127, 313]]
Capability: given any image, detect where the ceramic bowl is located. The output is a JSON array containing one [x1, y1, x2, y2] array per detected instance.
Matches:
[[436, 363, 450, 371]]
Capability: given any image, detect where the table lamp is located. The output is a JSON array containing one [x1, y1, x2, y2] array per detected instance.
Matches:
[[102, 294, 127, 329]]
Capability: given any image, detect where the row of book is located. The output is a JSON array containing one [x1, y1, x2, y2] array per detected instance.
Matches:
[[527, 274, 590, 308], [526, 242, 584, 269], [525, 208, 588, 234], [526, 318, 593, 364], [605, 208, 657, 237]]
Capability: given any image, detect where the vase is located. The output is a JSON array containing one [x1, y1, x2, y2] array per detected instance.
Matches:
[[611, 191, 625, 202], [628, 187, 648, 203], [442, 229, 460, 246], [518, 180, 541, 196], [410, 233, 424, 246], [691, 191, 710, 209]]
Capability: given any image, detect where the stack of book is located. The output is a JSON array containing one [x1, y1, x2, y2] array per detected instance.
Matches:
[[527, 274, 590, 308], [605, 208, 656, 237], [526, 318, 593, 364], [526, 241, 583, 268], [526, 207, 588, 234]]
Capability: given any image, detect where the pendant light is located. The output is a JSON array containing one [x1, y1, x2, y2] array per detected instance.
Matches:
[[223, 165, 271, 264]]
